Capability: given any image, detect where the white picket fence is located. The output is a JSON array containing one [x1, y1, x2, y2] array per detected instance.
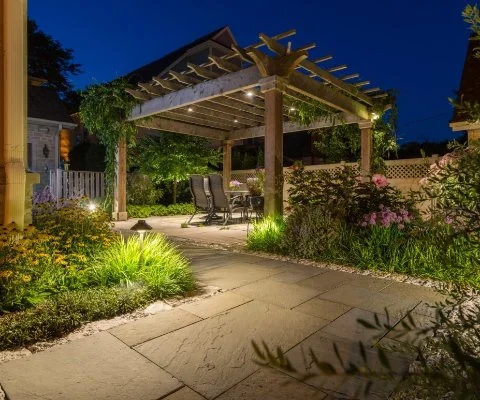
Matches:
[[49, 169, 106, 199]]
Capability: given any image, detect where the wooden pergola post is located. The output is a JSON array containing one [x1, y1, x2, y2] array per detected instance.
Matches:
[[112, 137, 127, 221], [260, 76, 285, 216], [2, 0, 27, 229], [359, 121, 373, 177], [222, 139, 233, 191]]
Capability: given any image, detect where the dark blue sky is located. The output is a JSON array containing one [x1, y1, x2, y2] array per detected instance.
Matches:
[[29, 0, 473, 143]]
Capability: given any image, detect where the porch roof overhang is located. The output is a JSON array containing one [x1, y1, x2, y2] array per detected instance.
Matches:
[[127, 29, 388, 140]]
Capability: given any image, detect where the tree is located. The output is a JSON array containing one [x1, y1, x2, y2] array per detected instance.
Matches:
[[133, 134, 221, 204], [27, 19, 81, 99]]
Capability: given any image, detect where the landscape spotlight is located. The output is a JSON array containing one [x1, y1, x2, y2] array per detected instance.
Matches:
[[130, 219, 153, 255]]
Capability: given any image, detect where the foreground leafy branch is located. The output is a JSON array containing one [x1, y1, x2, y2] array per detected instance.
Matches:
[[252, 287, 480, 399]]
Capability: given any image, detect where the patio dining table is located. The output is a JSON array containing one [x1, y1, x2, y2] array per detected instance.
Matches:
[[224, 190, 250, 221]]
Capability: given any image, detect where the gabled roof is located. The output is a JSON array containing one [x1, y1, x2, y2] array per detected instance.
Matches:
[[28, 84, 74, 124], [452, 34, 480, 123], [126, 26, 235, 84]]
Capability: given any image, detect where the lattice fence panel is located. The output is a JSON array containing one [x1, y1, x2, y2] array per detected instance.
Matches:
[[385, 162, 431, 179]]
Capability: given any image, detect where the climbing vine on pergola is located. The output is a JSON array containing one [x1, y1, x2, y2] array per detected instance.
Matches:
[[116, 28, 390, 220]]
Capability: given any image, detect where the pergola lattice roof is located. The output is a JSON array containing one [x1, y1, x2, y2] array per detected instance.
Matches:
[[126, 29, 387, 140]]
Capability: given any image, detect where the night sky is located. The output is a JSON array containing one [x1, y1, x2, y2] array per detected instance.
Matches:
[[29, 0, 474, 143]]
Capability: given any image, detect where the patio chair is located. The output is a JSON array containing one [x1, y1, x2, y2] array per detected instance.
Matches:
[[207, 174, 245, 225], [187, 174, 212, 223]]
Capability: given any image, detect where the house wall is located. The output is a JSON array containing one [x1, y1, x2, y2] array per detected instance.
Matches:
[[27, 121, 59, 188]]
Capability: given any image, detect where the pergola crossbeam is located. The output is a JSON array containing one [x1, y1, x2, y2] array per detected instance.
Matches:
[[125, 88, 151, 101], [130, 66, 262, 120], [152, 76, 185, 91], [229, 112, 361, 140], [162, 110, 234, 130], [137, 117, 226, 139], [187, 104, 259, 126], [258, 33, 373, 105], [200, 100, 264, 123], [288, 71, 370, 119], [209, 56, 241, 72], [138, 83, 168, 96]]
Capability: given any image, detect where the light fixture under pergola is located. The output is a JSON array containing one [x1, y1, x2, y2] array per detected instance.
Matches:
[[114, 28, 390, 220]]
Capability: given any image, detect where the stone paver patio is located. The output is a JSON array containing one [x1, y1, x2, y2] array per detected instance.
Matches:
[[0, 217, 446, 399]]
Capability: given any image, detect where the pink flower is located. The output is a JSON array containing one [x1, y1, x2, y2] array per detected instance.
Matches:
[[371, 174, 388, 188], [445, 216, 454, 225]]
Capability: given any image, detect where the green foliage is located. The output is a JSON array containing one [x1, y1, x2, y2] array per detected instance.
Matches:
[[0, 200, 118, 312], [80, 79, 138, 205], [33, 198, 116, 257], [127, 172, 161, 205], [127, 203, 195, 218], [246, 215, 285, 253], [253, 287, 480, 399], [285, 164, 414, 224], [91, 233, 195, 298], [28, 19, 81, 98], [246, 169, 265, 196], [420, 142, 480, 240], [0, 287, 153, 350], [288, 93, 398, 171], [313, 124, 360, 163], [132, 134, 220, 203], [281, 206, 344, 260]]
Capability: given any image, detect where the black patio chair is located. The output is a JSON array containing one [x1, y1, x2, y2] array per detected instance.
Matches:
[[207, 174, 245, 225], [187, 174, 212, 223]]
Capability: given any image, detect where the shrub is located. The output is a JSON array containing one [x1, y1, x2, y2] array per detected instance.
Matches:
[[33, 198, 116, 256], [247, 215, 285, 253], [420, 141, 480, 241], [0, 223, 96, 313], [285, 164, 414, 224], [127, 203, 194, 218], [281, 206, 344, 260], [127, 172, 162, 205], [90, 233, 195, 298], [0, 286, 153, 350]]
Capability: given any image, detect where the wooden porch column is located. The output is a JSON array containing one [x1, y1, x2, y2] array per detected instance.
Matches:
[[467, 128, 480, 144], [112, 137, 127, 221], [3, 0, 27, 229], [260, 76, 285, 216], [222, 139, 233, 191], [359, 121, 373, 177]]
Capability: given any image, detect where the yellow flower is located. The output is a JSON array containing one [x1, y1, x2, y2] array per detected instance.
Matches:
[[0, 270, 13, 278], [22, 275, 31, 282]]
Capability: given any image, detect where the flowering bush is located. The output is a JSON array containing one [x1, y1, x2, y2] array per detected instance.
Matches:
[[286, 163, 415, 224], [361, 205, 412, 230], [0, 199, 117, 313], [229, 180, 242, 190], [33, 198, 115, 256], [0, 223, 92, 312], [246, 169, 265, 196], [371, 173, 388, 188], [420, 142, 480, 238]]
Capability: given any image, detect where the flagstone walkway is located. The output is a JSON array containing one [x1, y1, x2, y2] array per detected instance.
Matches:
[[0, 220, 445, 400]]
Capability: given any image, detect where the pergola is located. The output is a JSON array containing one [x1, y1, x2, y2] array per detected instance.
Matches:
[[115, 29, 388, 220]]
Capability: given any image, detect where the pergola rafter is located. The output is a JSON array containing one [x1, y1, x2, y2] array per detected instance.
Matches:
[[114, 28, 390, 220]]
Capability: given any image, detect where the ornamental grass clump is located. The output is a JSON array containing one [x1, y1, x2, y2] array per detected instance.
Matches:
[[247, 215, 285, 253], [91, 233, 195, 298]]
